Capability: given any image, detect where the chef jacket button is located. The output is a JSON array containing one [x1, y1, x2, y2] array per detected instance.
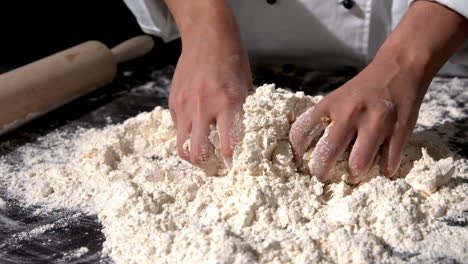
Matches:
[[266, 0, 277, 5], [341, 0, 354, 9]]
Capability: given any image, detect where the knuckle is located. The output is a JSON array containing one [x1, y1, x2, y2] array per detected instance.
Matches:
[[221, 83, 247, 106], [350, 101, 367, 117], [193, 90, 207, 105], [171, 95, 187, 110], [372, 104, 396, 122], [313, 101, 328, 114], [190, 97, 210, 120], [338, 102, 365, 123], [373, 107, 388, 119], [366, 119, 389, 136], [192, 82, 205, 94], [221, 92, 243, 109]]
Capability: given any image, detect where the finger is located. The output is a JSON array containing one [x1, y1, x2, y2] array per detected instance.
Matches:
[[347, 123, 388, 185], [176, 119, 191, 161], [217, 109, 244, 170], [168, 94, 178, 127], [379, 122, 413, 179], [289, 106, 329, 165], [170, 108, 177, 128], [308, 122, 356, 183], [190, 117, 218, 175]]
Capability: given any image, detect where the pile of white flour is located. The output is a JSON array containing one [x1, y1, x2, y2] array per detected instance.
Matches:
[[3, 84, 468, 263]]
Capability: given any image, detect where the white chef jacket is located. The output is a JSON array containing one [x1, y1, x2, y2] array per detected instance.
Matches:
[[123, 0, 468, 76]]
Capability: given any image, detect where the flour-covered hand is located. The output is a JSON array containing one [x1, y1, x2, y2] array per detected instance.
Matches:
[[167, 0, 252, 172], [290, 0, 467, 184], [290, 62, 423, 184]]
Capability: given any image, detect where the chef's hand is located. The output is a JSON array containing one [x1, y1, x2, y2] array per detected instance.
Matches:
[[165, 0, 252, 171], [290, 0, 468, 184], [290, 62, 423, 184]]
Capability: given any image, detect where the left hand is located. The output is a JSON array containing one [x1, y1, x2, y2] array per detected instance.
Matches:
[[289, 61, 426, 184], [289, 0, 468, 184]]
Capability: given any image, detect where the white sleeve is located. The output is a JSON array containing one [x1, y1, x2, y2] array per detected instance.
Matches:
[[123, 0, 180, 42], [412, 0, 468, 19]]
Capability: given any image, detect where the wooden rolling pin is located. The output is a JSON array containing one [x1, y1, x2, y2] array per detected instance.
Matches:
[[0, 35, 155, 135]]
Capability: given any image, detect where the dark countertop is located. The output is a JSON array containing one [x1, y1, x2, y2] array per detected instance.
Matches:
[[0, 60, 467, 263], [0, 62, 178, 263]]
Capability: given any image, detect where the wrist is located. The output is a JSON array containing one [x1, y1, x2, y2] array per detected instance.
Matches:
[[165, 0, 239, 44], [371, 1, 468, 95], [372, 42, 433, 91], [180, 16, 241, 49]]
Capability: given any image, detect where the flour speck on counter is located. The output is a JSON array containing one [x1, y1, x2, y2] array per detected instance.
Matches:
[[0, 198, 6, 210], [1, 83, 467, 264]]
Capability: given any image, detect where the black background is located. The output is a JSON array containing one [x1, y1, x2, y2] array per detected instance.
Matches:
[[0, 0, 181, 71]]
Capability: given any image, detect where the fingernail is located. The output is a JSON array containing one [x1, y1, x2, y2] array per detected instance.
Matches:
[[347, 161, 364, 185], [182, 139, 191, 159], [201, 155, 218, 175], [224, 158, 233, 171], [387, 159, 401, 179], [346, 171, 363, 185], [294, 158, 303, 171], [380, 154, 400, 179], [198, 143, 219, 175]]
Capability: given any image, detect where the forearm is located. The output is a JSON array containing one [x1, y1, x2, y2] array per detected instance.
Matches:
[[163, 0, 239, 44], [373, 0, 468, 93]]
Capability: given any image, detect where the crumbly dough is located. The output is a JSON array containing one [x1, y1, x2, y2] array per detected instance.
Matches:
[[5, 84, 467, 264]]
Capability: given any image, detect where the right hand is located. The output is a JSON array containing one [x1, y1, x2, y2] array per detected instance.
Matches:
[[169, 17, 252, 173]]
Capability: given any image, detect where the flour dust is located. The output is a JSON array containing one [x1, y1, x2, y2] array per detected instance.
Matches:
[[1, 84, 467, 264]]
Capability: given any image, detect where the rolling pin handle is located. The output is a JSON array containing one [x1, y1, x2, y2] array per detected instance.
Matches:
[[110, 35, 155, 64]]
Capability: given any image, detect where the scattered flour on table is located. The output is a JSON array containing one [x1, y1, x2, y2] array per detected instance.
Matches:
[[0, 197, 6, 210], [58, 246, 90, 263], [3, 84, 468, 263]]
